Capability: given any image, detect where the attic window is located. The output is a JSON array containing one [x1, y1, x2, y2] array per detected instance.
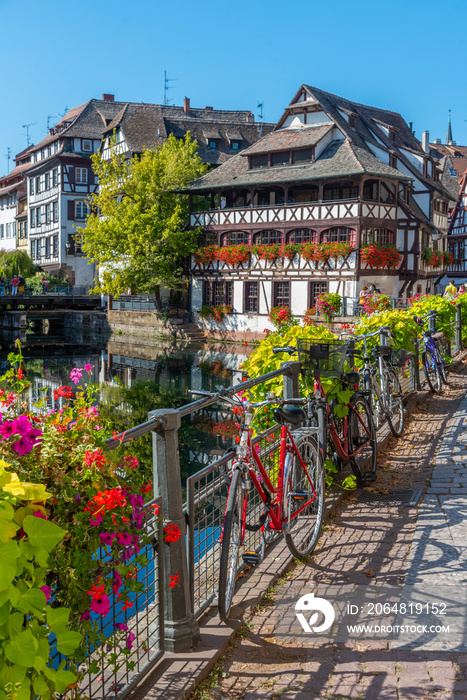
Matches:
[[389, 154, 397, 169], [389, 130, 396, 142], [271, 151, 289, 167], [292, 148, 314, 164], [449, 168, 458, 176], [250, 154, 268, 169], [231, 141, 241, 151], [208, 140, 218, 149], [349, 115, 356, 129]]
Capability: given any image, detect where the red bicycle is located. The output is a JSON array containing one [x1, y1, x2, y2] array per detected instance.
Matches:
[[217, 392, 324, 622]]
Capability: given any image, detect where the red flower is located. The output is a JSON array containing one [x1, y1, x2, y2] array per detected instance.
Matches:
[[84, 448, 106, 468], [152, 504, 160, 516], [140, 480, 152, 494], [164, 523, 181, 543], [17, 368, 23, 380], [53, 386, 74, 401], [169, 573, 180, 589]]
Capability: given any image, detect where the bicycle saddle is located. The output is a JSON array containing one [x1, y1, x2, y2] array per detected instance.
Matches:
[[425, 330, 444, 340], [341, 371, 360, 385], [273, 406, 306, 426]]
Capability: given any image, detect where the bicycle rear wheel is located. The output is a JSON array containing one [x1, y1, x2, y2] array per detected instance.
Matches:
[[423, 348, 441, 393], [385, 368, 404, 438], [218, 468, 244, 622], [283, 434, 324, 558], [348, 395, 377, 485]]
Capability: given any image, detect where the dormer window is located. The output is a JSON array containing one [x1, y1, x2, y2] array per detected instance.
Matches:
[[389, 129, 396, 142], [389, 154, 397, 169], [292, 148, 314, 164], [349, 114, 357, 129], [271, 151, 289, 167], [231, 141, 241, 151], [205, 129, 221, 150], [82, 139, 92, 152], [208, 140, 218, 150], [250, 154, 268, 169]]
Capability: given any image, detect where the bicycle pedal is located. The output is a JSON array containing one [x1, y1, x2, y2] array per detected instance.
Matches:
[[242, 551, 260, 566]]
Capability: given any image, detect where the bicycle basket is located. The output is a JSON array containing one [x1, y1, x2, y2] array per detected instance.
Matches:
[[389, 348, 409, 368], [297, 339, 350, 378]]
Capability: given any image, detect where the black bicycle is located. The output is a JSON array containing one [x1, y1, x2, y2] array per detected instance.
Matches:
[[414, 313, 448, 392]]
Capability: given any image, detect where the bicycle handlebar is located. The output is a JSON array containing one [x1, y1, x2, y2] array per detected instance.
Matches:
[[272, 346, 297, 355]]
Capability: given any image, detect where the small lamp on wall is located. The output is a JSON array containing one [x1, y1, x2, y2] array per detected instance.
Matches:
[[65, 239, 71, 255], [431, 228, 440, 243]]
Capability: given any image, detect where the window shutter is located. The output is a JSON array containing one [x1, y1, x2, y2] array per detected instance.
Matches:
[[68, 166, 75, 184], [68, 200, 75, 220]]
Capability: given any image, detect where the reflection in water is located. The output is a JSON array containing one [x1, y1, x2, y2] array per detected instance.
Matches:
[[0, 325, 249, 486]]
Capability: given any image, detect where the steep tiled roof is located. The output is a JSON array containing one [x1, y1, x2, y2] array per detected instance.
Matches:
[[240, 124, 333, 156], [101, 104, 274, 166], [183, 138, 410, 191]]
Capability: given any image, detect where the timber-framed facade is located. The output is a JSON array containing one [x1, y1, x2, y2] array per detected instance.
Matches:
[[185, 84, 454, 337]]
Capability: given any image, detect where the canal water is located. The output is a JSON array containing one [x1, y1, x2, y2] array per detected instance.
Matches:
[[0, 323, 250, 487]]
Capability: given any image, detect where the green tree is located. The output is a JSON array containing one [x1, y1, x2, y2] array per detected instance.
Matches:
[[78, 134, 207, 305], [0, 249, 36, 278]]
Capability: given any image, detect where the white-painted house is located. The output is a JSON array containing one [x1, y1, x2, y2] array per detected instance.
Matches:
[[0, 147, 33, 254], [185, 84, 455, 339]]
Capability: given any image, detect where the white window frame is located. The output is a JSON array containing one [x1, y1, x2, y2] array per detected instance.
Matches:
[[76, 168, 88, 184], [75, 201, 89, 220]]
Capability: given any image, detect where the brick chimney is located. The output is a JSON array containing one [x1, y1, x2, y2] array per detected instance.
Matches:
[[102, 94, 115, 102], [184, 97, 190, 115], [204, 106, 213, 111]]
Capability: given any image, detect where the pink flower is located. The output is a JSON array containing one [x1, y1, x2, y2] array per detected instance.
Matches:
[[89, 512, 104, 527], [33, 511, 47, 520], [90, 594, 110, 616], [117, 532, 133, 547], [70, 367, 83, 384], [41, 585, 51, 602], [0, 421, 16, 439], [126, 631, 136, 650], [80, 610, 91, 621], [99, 531, 115, 546], [112, 570, 123, 595], [84, 364, 94, 372], [114, 623, 128, 631], [14, 416, 32, 436], [12, 436, 34, 455]]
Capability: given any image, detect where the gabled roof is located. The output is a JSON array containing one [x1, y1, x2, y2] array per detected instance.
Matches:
[[240, 124, 333, 156], [183, 138, 410, 192]]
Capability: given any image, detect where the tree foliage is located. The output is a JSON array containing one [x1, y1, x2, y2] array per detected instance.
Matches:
[[0, 249, 36, 278], [78, 134, 207, 298]]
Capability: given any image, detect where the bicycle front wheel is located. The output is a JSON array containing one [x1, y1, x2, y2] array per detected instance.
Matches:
[[423, 348, 441, 393], [385, 368, 404, 438], [283, 434, 325, 558], [218, 468, 244, 622], [348, 395, 377, 485]]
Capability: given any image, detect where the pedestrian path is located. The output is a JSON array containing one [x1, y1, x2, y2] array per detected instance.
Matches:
[[196, 365, 467, 700]]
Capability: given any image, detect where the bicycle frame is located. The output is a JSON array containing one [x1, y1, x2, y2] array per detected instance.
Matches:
[[221, 423, 317, 545], [313, 376, 371, 462]]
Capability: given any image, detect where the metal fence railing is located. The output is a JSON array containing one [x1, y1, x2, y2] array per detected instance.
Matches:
[[57, 496, 164, 700]]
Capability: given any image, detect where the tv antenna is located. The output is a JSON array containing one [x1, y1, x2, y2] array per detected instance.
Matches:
[[4, 147, 12, 174], [59, 107, 69, 118], [22, 123, 37, 147], [47, 115, 57, 131], [257, 101, 264, 138], [164, 70, 176, 106]]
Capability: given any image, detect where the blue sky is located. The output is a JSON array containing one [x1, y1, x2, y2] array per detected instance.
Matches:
[[1, 0, 466, 175]]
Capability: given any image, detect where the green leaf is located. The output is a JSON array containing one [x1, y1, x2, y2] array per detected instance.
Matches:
[[0, 518, 19, 543], [0, 541, 20, 589], [33, 672, 50, 695], [54, 668, 77, 693], [3, 628, 38, 665], [55, 629, 82, 655], [6, 612, 23, 639], [23, 515, 66, 552], [13, 588, 46, 617], [333, 403, 349, 418], [342, 475, 357, 490], [0, 604, 9, 627], [0, 502, 14, 520], [46, 605, 70, 633]]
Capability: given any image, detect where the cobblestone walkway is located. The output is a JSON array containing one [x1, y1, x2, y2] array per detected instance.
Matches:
[[196, 363, 467, 700]]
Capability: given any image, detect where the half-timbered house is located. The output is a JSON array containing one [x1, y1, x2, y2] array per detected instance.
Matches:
[[184, 85, 454, 338], [0, 147, 33, 253]]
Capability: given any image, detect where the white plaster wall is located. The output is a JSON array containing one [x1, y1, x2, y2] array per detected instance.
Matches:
[[0, 201, 17, 252], [400, 148, 424, 175], [367, 144, 390, 164], [290, 280, 308, 316], [282, 111, 333, 128]]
